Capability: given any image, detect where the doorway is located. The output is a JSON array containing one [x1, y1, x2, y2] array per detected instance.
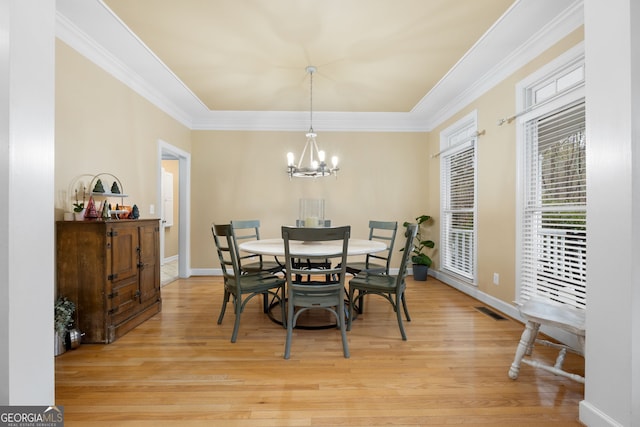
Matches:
[[158, 140, 191, 284]]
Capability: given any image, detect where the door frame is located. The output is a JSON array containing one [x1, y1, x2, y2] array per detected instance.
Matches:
[[157, 139, 191, 278]]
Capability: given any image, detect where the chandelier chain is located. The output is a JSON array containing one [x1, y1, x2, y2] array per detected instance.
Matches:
[[309, 68, 314, 133]]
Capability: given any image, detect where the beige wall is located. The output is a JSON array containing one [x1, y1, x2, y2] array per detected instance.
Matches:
[[190, 130, 430, 268], [55, 40, 191, 220], [54, 28, 583, 309], [428, 28, 584, 303]]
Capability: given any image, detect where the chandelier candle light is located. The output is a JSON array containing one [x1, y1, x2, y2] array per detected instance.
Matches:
[[287, 66, 339, 179]]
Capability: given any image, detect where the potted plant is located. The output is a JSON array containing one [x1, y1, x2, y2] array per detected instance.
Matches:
[[55, 297, 76, 355], [402, 215, 436, 281], [73, 187, 86, 220]]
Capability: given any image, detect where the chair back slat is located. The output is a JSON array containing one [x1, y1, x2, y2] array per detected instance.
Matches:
[[211, 223, 240, 281], [230, 219, 284, 274], [364, 220, 398, 273], [230, 219, 261, 267]]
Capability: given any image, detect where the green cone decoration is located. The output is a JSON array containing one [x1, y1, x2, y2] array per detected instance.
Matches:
[[92, 179, 105, 193]]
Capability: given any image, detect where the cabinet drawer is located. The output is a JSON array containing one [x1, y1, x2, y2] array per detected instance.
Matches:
[[109, 278, 139, 326]]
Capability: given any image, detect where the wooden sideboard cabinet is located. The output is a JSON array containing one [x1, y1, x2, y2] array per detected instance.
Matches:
[[56, 219, 162, 343]]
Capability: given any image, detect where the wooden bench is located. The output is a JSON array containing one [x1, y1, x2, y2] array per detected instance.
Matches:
[[508, 296, 585, 383]]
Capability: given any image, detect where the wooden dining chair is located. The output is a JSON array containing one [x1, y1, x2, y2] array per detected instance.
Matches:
[[212, 224, 286, 343], [344, 220, 398, 275], [281, 225, 351, 359], [347, 223, 417, 340], [230, 219, 283, 275], [337, 220, 398, 313]]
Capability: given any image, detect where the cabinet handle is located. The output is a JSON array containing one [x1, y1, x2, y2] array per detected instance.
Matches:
[[137, 262, 145, 269]]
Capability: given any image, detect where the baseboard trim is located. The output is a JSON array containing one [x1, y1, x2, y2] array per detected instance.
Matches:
[[162, 254, 179, 265], [579, 400, 624, 427], [191, 268, 220, 276]]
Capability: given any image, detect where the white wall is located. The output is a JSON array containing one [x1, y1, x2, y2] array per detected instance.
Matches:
[[0, 0, 56, 404], [580, 0, 640, 425]]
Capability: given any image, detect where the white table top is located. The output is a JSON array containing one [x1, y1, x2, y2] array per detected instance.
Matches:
[[239, 238, 386, 257]]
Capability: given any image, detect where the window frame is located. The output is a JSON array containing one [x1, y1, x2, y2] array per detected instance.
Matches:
[[515, 44, 585, 307], [439, 110, 478, 285]]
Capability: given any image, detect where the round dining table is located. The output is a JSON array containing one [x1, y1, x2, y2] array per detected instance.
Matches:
[[238, 238, 386, 257], [238, 237, 386, 329]]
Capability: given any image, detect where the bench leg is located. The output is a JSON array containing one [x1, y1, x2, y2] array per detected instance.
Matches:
[[525, 322, 540, 356], [509, 320, 539, 380]]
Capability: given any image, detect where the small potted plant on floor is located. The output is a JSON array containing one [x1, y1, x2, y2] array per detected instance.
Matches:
[[402, 215, 435, 281], [55, 296, 76, 356]]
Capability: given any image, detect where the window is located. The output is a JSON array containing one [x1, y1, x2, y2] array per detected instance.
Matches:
[[440, 113, 477, 283], [520, 101, 586, 309], [517, 47, 586, 309]]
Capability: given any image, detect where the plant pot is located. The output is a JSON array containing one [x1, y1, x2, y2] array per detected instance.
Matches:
[[54, 333, 66, 356], [412, 264, 429, 281], [74, 209, 86, 221], [66, 328, 82, 350]]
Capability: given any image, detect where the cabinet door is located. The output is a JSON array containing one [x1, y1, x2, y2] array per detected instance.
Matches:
[[108, 224, 139, 283], [138, 222, 160, 305]]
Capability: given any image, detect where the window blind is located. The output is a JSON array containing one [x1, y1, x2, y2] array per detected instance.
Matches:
[[521, 101, 586, 309], [441, 141, 476, 280]]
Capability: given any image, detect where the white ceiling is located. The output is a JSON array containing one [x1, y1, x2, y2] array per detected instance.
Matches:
[[55, 0, 583, 131]]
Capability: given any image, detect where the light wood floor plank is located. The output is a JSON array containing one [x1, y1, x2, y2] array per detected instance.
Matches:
[[56, 276, 585, 426]]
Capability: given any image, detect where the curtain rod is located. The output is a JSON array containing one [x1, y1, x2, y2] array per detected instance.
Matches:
[[430, 129, 485, 159], [497, 85, 584, 126]]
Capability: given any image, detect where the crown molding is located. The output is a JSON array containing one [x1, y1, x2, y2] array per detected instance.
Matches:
[[55, 0, 206, 128], [413, 0, 583, 130], [55, 0, 583, 133]]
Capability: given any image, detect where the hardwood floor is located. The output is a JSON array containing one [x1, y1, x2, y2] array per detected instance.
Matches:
[[55, 276, 585, 426]]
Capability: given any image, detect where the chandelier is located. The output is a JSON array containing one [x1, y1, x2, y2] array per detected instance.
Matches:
[[287, 66, 339, 179]]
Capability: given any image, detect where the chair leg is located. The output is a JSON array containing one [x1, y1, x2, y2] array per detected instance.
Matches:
[[279, 288, 286, 329], [357, 293, 365, 314], [284, 293, 295, 359], [508, 320, 539, 379], [395, 294, 407, 341], [401, 292, 411, 321], [338, 300, 350, 358], [230, 296, 242, 343], [526, 322, 540, 356], [347, 288, 355, 331], [217, 289, 230, 324]]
